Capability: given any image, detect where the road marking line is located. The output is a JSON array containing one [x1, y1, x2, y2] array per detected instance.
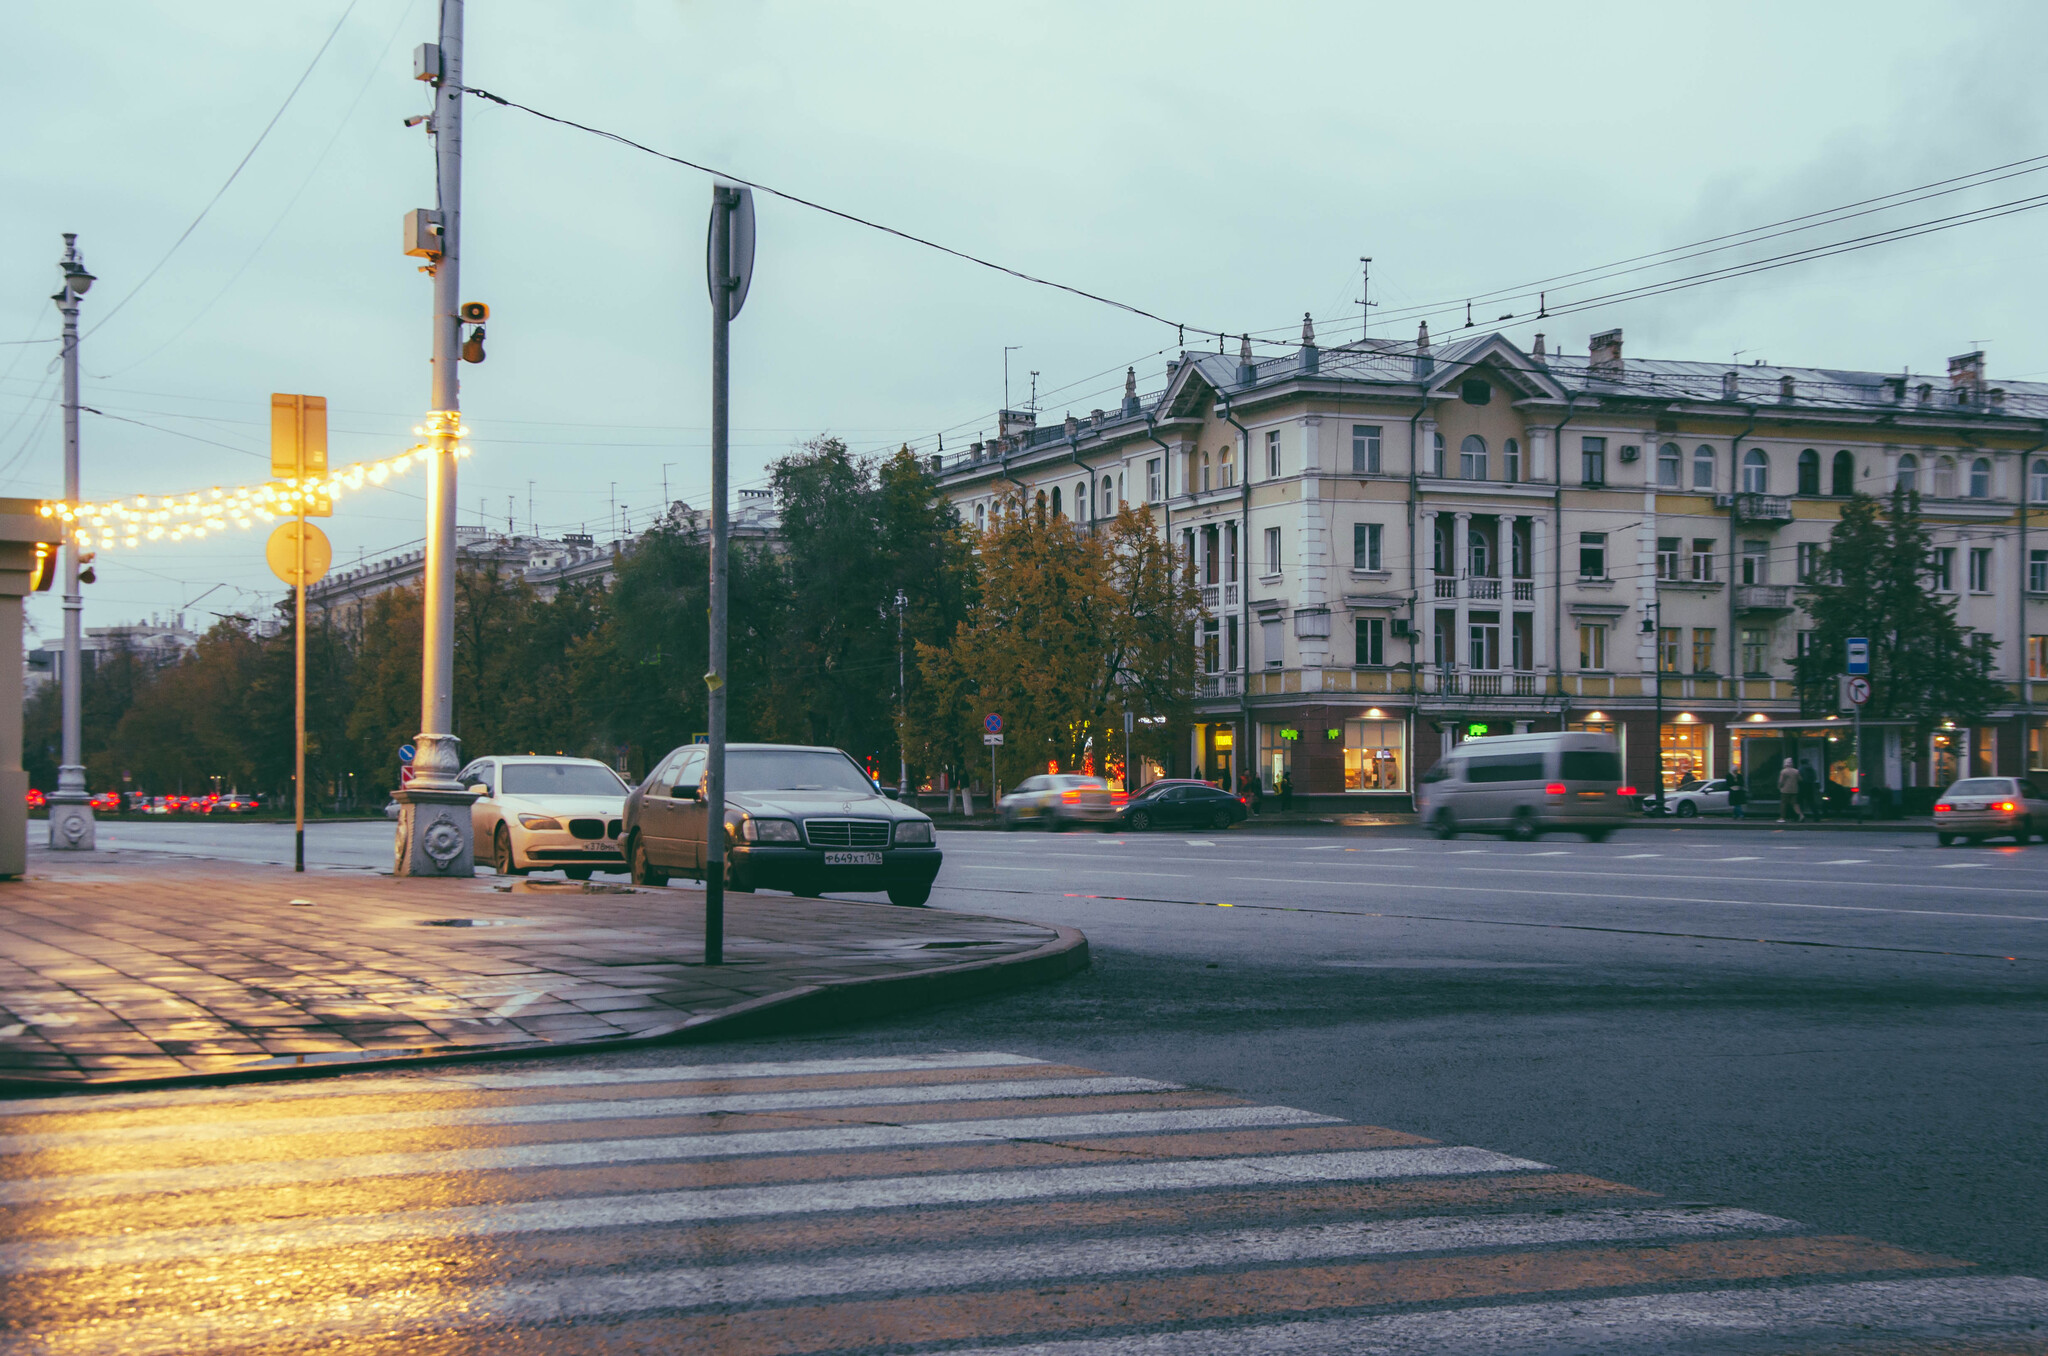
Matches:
[[1714, 856, 1761, 861], [0, 1076, 1177, 1155], [1449, 849, 1490, 854], [0, 1147, 1550, 1275], [1935, 862, 1988, 869], [1527, 851, 1571, 856], [1185, 840, 1216, 846], [1816, 859, 1870, 865], [1304, 846, 1342, 851], [1617, 853, 1662, 858], [0, 1105, 1344, 1206], [963, 865, 1056, 871]]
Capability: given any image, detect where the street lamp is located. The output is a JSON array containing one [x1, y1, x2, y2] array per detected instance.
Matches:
[[894, 588, 908, 797], [47, 234, 95, 851], [1642, 604, 1667, 815]]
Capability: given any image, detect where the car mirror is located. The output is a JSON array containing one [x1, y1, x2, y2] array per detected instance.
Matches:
[[673, 785, 700, 802]]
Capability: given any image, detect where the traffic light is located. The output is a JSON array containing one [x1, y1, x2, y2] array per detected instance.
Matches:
[[28, 542, 55, 592]]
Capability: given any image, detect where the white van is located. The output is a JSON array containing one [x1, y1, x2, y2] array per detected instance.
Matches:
[[1415, 731, 1632, 841]]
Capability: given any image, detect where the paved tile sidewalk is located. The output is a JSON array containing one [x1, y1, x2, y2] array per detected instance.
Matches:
[[0, 848, 1082, 1087]]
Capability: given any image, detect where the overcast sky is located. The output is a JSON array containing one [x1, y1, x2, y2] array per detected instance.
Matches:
[[5, 0, 2047, 639]]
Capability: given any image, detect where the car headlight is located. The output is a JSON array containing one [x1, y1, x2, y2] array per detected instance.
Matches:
[[517, 813, 563, 830], [894, 820, 934, 845], [742, 818, 801, 842]]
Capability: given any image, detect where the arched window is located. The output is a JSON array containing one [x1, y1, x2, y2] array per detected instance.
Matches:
[[1035, 490, 1048, 524], [1073, 481, 1087, 519], [1116, 472, 1125, 507], [1657, 442, 1681, 488], [1432, 431, 1446, 477], [1896, 453, 1918, 493], [1051, 487, 1063, 519], [1831, 450, 1855, 496], [1199, 450, 1212, 492], [1469, 524, 1492, 577], [1217, 443, 1234, 488], [1432, 516, 1452, 575], [1797, 449, 1820, 495], [1101, 477, 1114, 517], [1693, 445, 1715, 490], [1503, 438, 1521, 482], [2032, 458, 2048, 503], [1932, 456, 1957, 499], [974, 503, 986, 531], [1741, 448, 1769, 493], [1970, 458, 1992, 499], [1460, 434, 1488, 480]]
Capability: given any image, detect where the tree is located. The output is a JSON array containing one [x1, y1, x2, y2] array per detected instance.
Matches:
[[918, 505, 1197, 789], [1794, 486, 2007, 735]]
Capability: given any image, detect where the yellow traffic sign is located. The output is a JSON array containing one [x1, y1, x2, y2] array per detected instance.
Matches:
[[270, 393, 331, 517], [267, 520, 331, 587]]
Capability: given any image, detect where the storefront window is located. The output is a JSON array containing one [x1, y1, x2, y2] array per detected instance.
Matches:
[[1972, 726, 1997, 777], [2031, 723, 2048, 772], [1567, 717, 1624, 773], [1342, 719, 1405, 791], [1257, 723, 1294, 791], [1659, 722, 1711, 788], [1930, 730, 1961, 789]]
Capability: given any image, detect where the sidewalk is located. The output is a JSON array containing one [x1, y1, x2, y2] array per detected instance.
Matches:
[[0, 848, 1085, 1089]]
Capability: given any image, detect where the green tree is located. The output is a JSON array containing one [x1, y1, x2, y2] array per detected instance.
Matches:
[[1794, 486, 2007, 734]]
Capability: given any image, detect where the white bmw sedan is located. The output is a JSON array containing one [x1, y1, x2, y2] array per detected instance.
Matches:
[[459, 755, 631, 878]]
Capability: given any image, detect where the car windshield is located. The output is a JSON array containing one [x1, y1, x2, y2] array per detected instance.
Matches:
[[1949, 779, 2014, 797], [727, 750, 875, 793], [501, 763, 628, 797]]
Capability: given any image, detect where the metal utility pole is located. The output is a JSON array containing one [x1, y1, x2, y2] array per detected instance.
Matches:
[[48, 234, 94, 851], [704, 181, 755, 966], [1644, 601, 1667, 815], [895, 588, 908, 796], [1356, 257, 1374, 339], [395, 1, 475, 875]]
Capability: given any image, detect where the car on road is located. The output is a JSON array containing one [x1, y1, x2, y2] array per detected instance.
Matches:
[[1417, 730, 1632, 841], [1934, 776, 2048, 845], [87, 791, 120, 813], [209, 793, 261, 815], [1114, 780, 1248, 832], [998, 774, 1120, 830], [460, 755, 632, 879], [1638, 778, 1732, 817], [24, 788, 43, 810], [623, 742, 942, 907]]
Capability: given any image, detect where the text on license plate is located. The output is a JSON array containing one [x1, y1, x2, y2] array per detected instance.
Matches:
[[824, 851, 883, 866]]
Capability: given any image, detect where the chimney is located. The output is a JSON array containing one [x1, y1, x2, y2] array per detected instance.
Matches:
[[1991, 387, 2007, 413], [1090, 408, 1104, 428], [1236, 333, 1257, 387], [1298, 312, 1319, 376], [1413, 321, 1433, 380], [1949, 350, 1985, 405], [1531, 332, 1546, 364], [1779, 375, 1796, 403], [1121, 366, 1142, 417], [1721, 371, 1739, 401], [1917, 383, 1933, 406], [1063, 413, 1079, 440], [970, 440, 984, 461], [1588, 329, 1623, 378]]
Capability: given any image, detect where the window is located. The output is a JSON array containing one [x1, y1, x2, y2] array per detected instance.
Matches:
[[1511, 520, 1532, 578], [1116, 472, 1125, 508], [1658, 627, 1681, 673], [1469, 525, 1492, 578], [1460, 434, 1488, 481], [1931, 547, 1955, 591], [1266, 429, 1282, 478], [1146, 458, 1161, 503], [1797, 541, 1820, 582], [1051, 487, 1063, 519], [1933, 456, 1957, 499], [1355, 616, 1384, 666], [1796, 630, 1813, 664], [1223, 522, 1238, 582], [1353, 522, 1382, 571], [1741, 448, 1769, 493], [1343, 718, 1405, 791], [974, 503, 986, 531], [1970, 546, 1992, 592], [1657, 442, 1681, 488], [1690, 538, 1716, 581], [2034, 459, 2048, 504], [1102, 477, 1114, 517], [1503, 438, 1521, 482], [1741, 627, 1769, 675], [1693, 444, 1715, 490], [1692, 627, 1717, 673], [1348, 425, 1377, 474], [1578, 532, 1606, 579], [1970, 631, 1994, 673], [1512, 612, 1533, 670], [1468, 612, 1500, 670], [1216, 446, 1234, 489], [1797, 449, 1820, 495], [1433, 609, 1455, 666], [1578, 623, 1608, 670], [1261, 617, 1283, 668], [1741, 539, 1768, 585], [1897, 452, 1919, 492], [1264, 526, 1281, 576], [1970, 458, 1992, 499], [1226, 615, 1239, 671], [1657, 536, 1680, 580], [1199, 450, 1211, 493], [1432, 431, 1446, 477], [2034, 549, 2048, 593], [1581, 436, 1606, 486], [1203, 618, 1220, 673], [2030, 636, 2048, 680], [1831, 450, 1855, 495], [1432, 517, 1452, 575], [1461, 377, 1492, 405], [1075, 481, 1088, 518]]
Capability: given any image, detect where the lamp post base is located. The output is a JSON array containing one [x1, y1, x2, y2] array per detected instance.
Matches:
[[47, 797, 95, 852], [392, 787, 474, 877]]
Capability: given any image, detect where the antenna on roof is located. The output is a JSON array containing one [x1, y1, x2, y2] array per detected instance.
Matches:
[[1464, 300, 1474, 329], [1537, 291, 1547, 319], [1356, 258, 1375, 339]]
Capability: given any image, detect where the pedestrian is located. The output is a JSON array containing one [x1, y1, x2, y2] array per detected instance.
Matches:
[[1776, 759, 1802, 822], [1728, 778, 1748, 819], [1278, 772, 1294, 813], [1799, 762, 1822, 821], [1244, 771, 1263, 814]]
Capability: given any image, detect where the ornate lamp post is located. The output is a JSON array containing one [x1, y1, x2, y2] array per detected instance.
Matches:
[[48, 234, 95, 852]]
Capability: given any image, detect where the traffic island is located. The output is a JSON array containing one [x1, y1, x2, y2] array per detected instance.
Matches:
[[0, 848, 1086, 1089]]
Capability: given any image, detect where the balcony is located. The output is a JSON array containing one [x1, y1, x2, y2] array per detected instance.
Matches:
[[1512, 580, 1535, 602], [1197, 673, 1241, 698], [1468, 577, 1501, 601], [1715, 492, 1795, 523], [1735, 583, 1795, 613], [1468, 672, 1503, 696], [1433, 578, 1458, 599]]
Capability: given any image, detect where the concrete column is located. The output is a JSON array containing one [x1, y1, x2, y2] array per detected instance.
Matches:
[[1453, 511, 1472, 669], [1531, 515, 1550, 672]]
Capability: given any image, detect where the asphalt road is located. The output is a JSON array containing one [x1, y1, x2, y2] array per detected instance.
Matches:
[[21, 815, 2047, 1350]]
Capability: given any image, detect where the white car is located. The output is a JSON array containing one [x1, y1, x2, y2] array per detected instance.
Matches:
[[459, 755, 631, 878], [1639, 779, 1733, 817]]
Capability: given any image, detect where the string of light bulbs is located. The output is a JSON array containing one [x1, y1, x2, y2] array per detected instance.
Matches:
[[36, 419, 471, 550]]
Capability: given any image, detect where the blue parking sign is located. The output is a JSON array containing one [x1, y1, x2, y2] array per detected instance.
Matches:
[[1845, 638, 1869, 676]]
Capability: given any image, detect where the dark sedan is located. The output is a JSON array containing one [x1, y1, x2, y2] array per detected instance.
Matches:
[[622, 743, 943, 907], [1116, 781, 1247, 832]]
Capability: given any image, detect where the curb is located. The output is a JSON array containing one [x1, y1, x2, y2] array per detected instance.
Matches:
[[0, 918, 1091, 1099]]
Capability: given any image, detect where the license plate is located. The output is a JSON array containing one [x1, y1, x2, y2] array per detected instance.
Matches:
[[824, 851, 883, 866]]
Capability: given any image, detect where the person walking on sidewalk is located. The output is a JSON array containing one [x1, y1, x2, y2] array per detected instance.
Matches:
[[1776, 759, 1803, 822], [1728, 778, 1748, 819], [1799, 762, 1822, 822], [1278, 773, 1295, 813], [1242, 771, 1263, 814]]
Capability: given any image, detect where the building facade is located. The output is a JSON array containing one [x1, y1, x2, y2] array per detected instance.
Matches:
[[933, 327, 2048, 811]]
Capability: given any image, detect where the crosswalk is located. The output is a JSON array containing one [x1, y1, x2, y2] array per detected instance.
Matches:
[[4, 1051, 2045, 1353]]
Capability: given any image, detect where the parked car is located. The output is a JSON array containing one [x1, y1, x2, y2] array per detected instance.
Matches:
[[1417, 731, 1632, 841], [1934, 776, 2048, 845], [87, 791, 120, 813], [24, 788, 43, 810], [460, 756, 631, 879], [998, 774, 1120, 830], [210, 792, 260, 815], [384, 798, 401, 821], [1639, 778, 1732, 817], [623, 742, 942, 907], [1115, 781, 1248, 832]]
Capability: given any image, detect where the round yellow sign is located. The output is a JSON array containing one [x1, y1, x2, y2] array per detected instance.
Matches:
[[266, 520, 332, 587]]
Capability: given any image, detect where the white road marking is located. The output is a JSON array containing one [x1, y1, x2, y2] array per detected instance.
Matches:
[[1304, 846, 1342, 851], [1449, 849, 1489, 854], [1816, 859, 1870, 865], [0, 1105, 1339, 1206], [964, 865, 1058, 871], [1185, 840, 1216, 846], [1617, 853, 1662, 859], [1935, 862, 1989, 869], [0, 1076, 1175, 1155], [0, 1147, 1549, 1275], [1714, 856, 1761, 861], [1527, 851, 1571, 856]]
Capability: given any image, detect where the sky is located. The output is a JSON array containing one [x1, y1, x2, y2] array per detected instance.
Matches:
[[4, 0, 2048, 642]]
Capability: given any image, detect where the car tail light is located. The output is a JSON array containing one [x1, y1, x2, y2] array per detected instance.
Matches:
[[1997, 801, 2017, 812], [1935, 804, 1953, 813], [1062, 789, 1081, 802], [1545, 783, 1565, 797], [1111, 792, 1128, 807], [1616, 786, 1637, 798]]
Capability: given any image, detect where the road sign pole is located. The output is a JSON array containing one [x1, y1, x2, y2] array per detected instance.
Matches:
[[295, 497, 306, 872]]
